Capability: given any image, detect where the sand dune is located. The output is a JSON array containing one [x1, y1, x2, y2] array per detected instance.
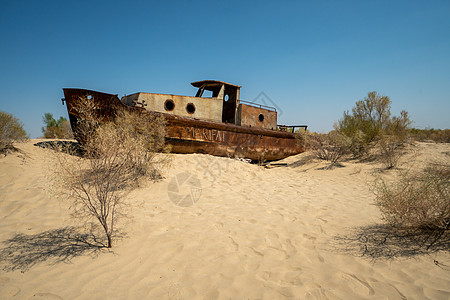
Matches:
[[0, 140, 449, 299]]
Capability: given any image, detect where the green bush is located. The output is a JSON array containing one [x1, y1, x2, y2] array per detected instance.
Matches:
[[42, 113, 73, 139], [337, 91, 392, 144], [336, 91, 411, 161], [0, 111, 28, 153]]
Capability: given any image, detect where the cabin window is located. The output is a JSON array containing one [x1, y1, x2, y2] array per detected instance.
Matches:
[[197, 90, 213, 98], [224, 94, 230, 102], [203, 90, 213, 97], [258, 113, 264, 122], [186, 103, 196, 114], [164, 99, 175, 111]]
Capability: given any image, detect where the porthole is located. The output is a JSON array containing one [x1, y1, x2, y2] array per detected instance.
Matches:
[[224, 94, 230, 102], [164, 99, 175, 111], [258, 113, 264, 122], [186, 103, 196, 114]]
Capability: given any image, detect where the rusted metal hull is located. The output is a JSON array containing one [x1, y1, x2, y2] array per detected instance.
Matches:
[[62, 88, 304, 161]]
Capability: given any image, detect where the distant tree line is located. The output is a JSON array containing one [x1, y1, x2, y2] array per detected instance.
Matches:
[[409, 128, 450, 143]]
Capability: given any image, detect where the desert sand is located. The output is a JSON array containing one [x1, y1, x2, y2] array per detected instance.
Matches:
[[0, 139, 449, 299]]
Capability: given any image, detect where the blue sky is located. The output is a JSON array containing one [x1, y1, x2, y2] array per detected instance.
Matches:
[[1, 0, 449, 138]]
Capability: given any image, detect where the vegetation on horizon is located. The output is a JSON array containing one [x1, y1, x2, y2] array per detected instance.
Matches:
[[42, 113, 73, 139], [301, 91, 413, 169], [409, 128, 450, 143], [335, 91, 411, 165], [0, 110, 28, 154], [316, 91, 449, 249]]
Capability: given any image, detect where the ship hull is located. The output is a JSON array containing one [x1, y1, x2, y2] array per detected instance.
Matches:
[[63, 88, 304, 161]]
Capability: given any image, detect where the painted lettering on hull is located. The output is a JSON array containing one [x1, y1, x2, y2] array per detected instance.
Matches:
[[185, 127, 225, 142]]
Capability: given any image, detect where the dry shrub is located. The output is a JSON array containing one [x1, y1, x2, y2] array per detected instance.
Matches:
[[54, 98, 169, 248], [374, 163, 450, 234], [308, 131, 351, 166], [346, 129, 367, 158], [377, 135, 404, 169], [0, 110, 28, 154], [295, 129, 308, 149], [376, 111, 411, 169]]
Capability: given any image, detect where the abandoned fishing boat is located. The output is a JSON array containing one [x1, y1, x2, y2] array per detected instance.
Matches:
[[62, 80, 306, 161]]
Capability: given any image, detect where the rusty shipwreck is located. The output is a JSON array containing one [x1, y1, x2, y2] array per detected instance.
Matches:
[[62, 80, 306, 161]]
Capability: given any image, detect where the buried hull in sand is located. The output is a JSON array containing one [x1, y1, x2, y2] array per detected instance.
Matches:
[[62, 80, 307, 161]]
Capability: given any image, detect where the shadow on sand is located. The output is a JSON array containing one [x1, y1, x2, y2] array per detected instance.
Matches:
[[34, 140, 84, 156], [286, 153, 316, 168], [334, 224, 450, 262], [0, 227, 106, 272]]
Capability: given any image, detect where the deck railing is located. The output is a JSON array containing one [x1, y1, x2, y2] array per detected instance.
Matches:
[[239, 100, 277, 112], [277, 125, 308, 132]]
